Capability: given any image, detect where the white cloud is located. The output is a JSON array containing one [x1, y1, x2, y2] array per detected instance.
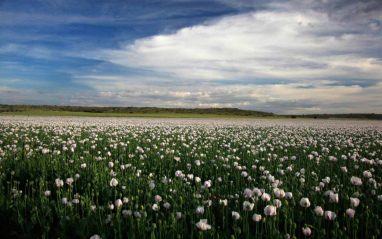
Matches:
[[58, 82, 380, 114], [73, 75, 175, 91], [76, 75, 127, 81], [97, 9, 381, 83], [3, 1, 381, 114], [71, 5, 382, 114]]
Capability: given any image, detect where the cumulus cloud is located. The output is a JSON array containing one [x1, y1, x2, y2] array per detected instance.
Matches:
[[97, 6, 381, 82], [2, 0, 381, 113], [57, 82, 380, 114], [75, 2, 382, 113]]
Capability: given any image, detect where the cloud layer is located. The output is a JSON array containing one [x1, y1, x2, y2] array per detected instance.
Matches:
[[80, 2, 381, 113], [100, 9, 381, 81], [0, 0, 381, 114]]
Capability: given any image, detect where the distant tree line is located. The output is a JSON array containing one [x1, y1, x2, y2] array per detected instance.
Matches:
[[0, 104, 275, 117], [286, 113, 382, 120], [1, 105, 380, 119]]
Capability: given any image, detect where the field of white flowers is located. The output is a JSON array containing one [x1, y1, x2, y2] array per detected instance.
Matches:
[[0, 116, 381, 239]]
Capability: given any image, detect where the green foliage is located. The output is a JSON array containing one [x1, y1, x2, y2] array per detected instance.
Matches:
[[0, 118, 381, 238]]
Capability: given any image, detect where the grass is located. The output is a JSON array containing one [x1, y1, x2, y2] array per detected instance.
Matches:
[[0, 110, 288, 119]]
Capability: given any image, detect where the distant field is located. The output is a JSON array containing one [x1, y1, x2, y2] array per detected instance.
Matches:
[[0, 110, 286, 119]]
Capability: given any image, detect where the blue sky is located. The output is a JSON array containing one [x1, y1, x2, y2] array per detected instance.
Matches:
[[0, 0, 381, 114]]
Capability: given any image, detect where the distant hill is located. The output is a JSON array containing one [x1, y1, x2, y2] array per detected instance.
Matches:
[[0, 104, 275, 117], [286, 113, 382, 120], [1, 105, 380, 119]]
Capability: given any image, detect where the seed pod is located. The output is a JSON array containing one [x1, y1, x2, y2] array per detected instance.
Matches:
[[292, 223, 297, 230], [283, 210, 288, 219], [334, 222, 339, 229]]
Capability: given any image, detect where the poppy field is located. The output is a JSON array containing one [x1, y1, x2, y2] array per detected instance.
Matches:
[[0, 116, 381, 239]]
